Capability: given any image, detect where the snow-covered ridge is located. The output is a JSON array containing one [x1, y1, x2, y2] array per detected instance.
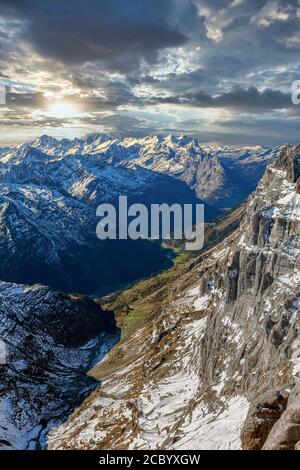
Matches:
[[1, 133, 227, 294], [0, 281, 118, 449], [0, 133, 280, 294], [48, 145, 300, 451], [0, 133, 280, 210]]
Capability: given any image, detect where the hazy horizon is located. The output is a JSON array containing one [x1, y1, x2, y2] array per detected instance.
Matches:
[[0, 130, 289, 149]]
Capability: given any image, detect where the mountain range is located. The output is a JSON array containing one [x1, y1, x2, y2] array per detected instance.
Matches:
[[1, 135, 299, 450], [0, 134, 280, 295], [46, 144, 300, 451]]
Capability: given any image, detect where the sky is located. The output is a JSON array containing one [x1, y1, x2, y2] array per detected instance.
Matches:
[[0, 0, 300, 146]]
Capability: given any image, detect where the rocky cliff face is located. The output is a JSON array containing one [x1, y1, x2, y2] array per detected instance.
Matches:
[[48, 145, 300, 450], [0, 282, 118, 449]]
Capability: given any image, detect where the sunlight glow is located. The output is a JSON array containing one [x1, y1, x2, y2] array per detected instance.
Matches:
[[45, 101, 80, 119]]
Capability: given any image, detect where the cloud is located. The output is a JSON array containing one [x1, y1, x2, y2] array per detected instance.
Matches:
[[251, 0, 292, 28], [151, 87, 293, 110], [213, 87, 292, 109], [163, 111, 300, 146], [91, 114, 150, 136], [0, 0, 300, 145], [206, 25, 223, 42], [282, 30, 300, 49], [6, 90, 46, 108], [0, 0, 190, 72]]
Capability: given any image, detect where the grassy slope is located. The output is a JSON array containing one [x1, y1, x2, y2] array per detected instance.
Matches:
[[90, 203, 245, 380]]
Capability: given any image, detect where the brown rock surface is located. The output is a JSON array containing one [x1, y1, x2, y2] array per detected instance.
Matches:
[[263, 382, 300, 450], [241, 389, 289, 450], [262, 408, 300, 450]]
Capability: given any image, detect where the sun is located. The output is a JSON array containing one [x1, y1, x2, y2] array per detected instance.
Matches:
[[45, 101, 80, 119]]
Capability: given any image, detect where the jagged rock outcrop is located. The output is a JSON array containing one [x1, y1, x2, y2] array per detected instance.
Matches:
[[241, 389, 289, 450], [0, 282, 118, 449], [262, 382, 300, 450], [48, 145, 300, 450], [274, 144, 300, 183]]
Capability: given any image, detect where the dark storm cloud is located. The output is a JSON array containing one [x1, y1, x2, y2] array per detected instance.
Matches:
[[214, 87, 291, 109], [6, 90, 46, 108], [1, 0, 300, 145], [71, 77, 140, 108], [127, 0, 300, 93], [193, 0, 300, 81], [1, 0, 299, 86], [0, 0, 191, 71], [151, 87, 292, 110], [72, 93, 139, 111]]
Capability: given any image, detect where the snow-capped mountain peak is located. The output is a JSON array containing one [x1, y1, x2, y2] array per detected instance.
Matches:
[[48, 145, 300, 451]]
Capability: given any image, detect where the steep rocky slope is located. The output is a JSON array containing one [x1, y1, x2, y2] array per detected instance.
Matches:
[[206, 144, 281, 181], [48, 145, 300, 450], [205, 144, 281, 208], [0, 282, 118, 449]]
